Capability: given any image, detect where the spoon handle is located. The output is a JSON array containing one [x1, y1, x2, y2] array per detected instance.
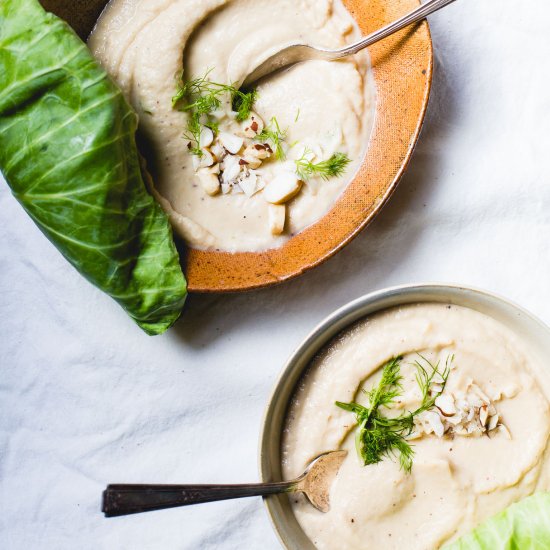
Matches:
[[102, 481, 296, 517], [337, 0, 458, 58]]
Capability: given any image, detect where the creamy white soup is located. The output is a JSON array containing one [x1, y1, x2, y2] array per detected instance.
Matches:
[[282, 303, 550, 549], [89, 0, 373, 252]]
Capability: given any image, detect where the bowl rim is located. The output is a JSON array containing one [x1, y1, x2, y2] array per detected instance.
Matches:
[[258, 282, 550, 550]]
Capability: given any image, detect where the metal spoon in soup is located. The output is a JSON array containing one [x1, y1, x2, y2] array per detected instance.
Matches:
[[102, 450, 348, 517]]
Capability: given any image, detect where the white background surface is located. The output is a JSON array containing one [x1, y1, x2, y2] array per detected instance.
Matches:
[[2, 0, 550, 548]]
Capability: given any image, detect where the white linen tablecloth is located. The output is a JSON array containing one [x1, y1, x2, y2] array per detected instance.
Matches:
[[2, 0, 550, 548]]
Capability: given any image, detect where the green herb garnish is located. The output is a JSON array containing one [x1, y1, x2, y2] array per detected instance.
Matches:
[[172, 70, 258, 155], [336, 355, 451, 473], [233, 88, 259, 122], [256, 116, 287, 160], [295, 150, 351, 181]]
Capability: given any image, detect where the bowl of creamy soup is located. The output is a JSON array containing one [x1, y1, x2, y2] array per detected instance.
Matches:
[[260, 284, 550, 549], [41, 0, 432, 291]]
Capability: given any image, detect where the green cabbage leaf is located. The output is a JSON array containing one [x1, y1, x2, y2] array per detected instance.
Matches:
[[0, 0, 187, 335], [444, 492, 550, 550]]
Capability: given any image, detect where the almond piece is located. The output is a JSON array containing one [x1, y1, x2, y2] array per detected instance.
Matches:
[[239, 171, 258, 197], [243, 156, 262, 169], [251, 144, 270, 160], [241, 113, 264, 138], [268, 204, 286, 235], [446, 414, 464, 426], [199, 127, 214, 148], [435, 395, 456, 416], [263, 173, 302, 204], [222, 155, 242, 184], [487, 414, 499, 431], [198, 149, 215, 168], [425, 411, 445, 438], [197, 170, 220, 196], [471, 383, 491, 404], [211, 141, 226, 162], [219, 132, 244, 155], [479, 405, 489, 427]]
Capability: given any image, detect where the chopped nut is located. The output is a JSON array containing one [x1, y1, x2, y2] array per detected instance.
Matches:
[[446, 414, 464, 426], [425, 411, 445, 438], [263, 172, 302, 204], [199, 126, 214, 148], [471, 383, 491, 404], [268, 204, 286, 235], [256, 144, 273, 158], [240, 112, 264, 138], [221, 155, 242, 184], [198, 149, 215, 168], [245, 144, 270, 161], [467, 394, 484, 408], [435, 395, 456, 416], [479, 405, 489, 427], [456, 398, 469, 412], [208, 163, 220, 175], [197, 170, 220, 196], [414, 378, 509, 442], [239, 171, 259, 197], [487, 414, 499, 431], [211, 141, 226, 162], [242, 155, 262, 169], [467, 423, 484, 437], [218, 132, 244, 155]]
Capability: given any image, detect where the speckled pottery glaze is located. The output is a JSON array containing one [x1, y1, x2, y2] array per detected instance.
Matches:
[[41, 0, 432, 292]]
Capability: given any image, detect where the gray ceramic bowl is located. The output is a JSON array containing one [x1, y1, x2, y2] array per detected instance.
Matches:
[[259, 283, 550, 550]]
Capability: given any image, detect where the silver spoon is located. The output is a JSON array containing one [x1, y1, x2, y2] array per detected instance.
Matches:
[[102, 450, 347, 517], [241, 0, 457, 89]]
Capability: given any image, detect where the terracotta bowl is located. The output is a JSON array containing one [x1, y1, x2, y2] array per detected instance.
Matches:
[[41, 0, 433, 293]]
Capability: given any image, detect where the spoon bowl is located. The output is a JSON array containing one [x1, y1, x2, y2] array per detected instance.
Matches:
[[241, 0, 457, 89], [292, 450, 348, 512]]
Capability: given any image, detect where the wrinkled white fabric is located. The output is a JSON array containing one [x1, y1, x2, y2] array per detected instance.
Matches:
[[1, 0, 550, 548]]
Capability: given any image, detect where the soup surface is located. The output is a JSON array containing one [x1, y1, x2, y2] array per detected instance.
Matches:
[[89, 0, 373, 252], [282, 303, 550, 549]]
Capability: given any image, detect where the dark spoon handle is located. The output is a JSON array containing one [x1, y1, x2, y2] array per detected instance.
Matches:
[[102, 481, 295, 517]]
